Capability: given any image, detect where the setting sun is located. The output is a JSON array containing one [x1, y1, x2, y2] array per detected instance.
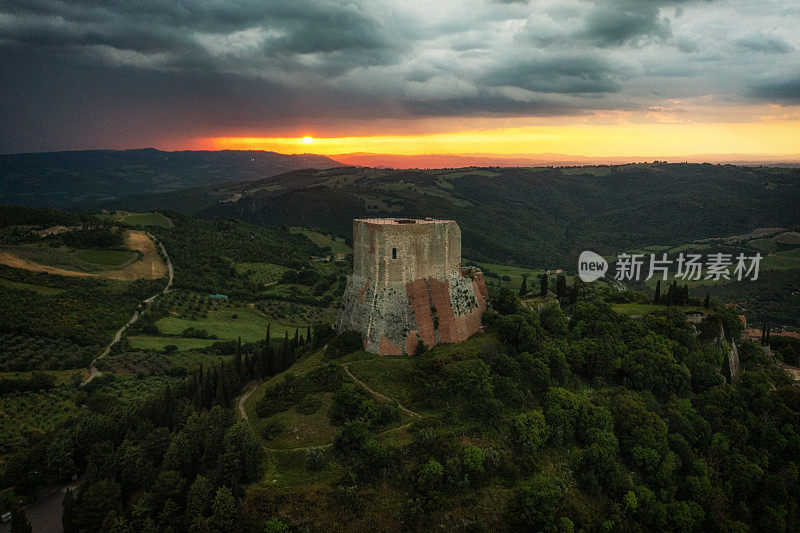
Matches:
[[301, 136, 314, 144]]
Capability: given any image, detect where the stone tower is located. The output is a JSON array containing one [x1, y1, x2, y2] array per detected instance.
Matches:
[[337, 218, 488, 355]]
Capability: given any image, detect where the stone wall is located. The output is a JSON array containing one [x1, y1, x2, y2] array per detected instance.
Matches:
[[337, 218, 487, 355]]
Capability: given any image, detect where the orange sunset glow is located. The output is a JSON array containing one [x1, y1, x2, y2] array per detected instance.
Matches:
[[206, 120, 800, 165]]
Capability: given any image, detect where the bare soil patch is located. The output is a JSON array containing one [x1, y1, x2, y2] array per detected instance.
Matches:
[[0, 230, 167, 281]]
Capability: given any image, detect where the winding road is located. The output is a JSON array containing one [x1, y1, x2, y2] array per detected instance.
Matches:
[[82, 233, 173, 385]]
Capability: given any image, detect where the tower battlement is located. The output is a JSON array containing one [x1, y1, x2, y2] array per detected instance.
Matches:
[[337, 218, 488, 355]]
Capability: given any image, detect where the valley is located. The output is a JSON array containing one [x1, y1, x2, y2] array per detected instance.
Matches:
[[0, 164, 799, 532]]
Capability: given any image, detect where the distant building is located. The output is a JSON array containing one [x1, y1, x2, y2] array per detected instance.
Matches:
[[333, 253, 346, 262], [310, 256, 330, 263], [743, 327, 800, 342], [209, 294, 228, 300]]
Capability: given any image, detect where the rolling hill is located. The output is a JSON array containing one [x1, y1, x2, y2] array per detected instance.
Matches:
[[102, 163, 800, 268], [0, 148, 341, 208]]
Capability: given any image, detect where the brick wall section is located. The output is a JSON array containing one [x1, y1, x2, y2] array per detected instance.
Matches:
[[406, 278, 437, 347], [473, 272, 488, 300], [380, 335, 404, 356], [428, 278, 457, 343], [404, 331, 421, 354]]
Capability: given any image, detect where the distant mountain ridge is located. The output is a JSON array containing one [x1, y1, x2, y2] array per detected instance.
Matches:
[[0, 148, 342, 208], [100, 163, 800, 267], [332, 152, 800, 168]]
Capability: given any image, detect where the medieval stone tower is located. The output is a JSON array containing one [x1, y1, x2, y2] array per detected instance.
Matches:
[[337, 218, 488, 355]]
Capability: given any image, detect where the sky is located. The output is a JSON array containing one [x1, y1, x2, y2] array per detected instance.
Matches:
[[2, 0, 800, 160]]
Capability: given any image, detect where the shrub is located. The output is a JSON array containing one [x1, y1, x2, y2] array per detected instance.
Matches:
[[263, 518, 290, 533], [462, 445, 485, 477], [506, 475, 565, 531], [512, 410, 550, 454], [325, 330, 363, 360], [417, 459, 444, 493]]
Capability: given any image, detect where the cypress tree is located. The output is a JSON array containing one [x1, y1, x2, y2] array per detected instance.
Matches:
[[704, 293, 710, 309], [540, 274, 549, 297], [556, 275, 567, 299], [519, 276, 528, 297], [163, 384, 174, 429], [654, 280, 661, 304], [234, 337, 243, 382]]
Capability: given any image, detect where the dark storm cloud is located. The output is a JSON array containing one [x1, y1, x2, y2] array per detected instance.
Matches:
[[581, 1, 672, 47], [1, 0, 799, 152], [750, 77, 800, 102], [482, 54, 626, 94], [733, 34, 794, 54], [0, 0, 401, 72], [402, 94, 584, 117]]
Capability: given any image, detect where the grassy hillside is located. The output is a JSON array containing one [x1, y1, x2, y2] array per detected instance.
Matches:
[[0, 149, 341, 208], [7, 284, 798, 531], [104, 163, 800, 268]]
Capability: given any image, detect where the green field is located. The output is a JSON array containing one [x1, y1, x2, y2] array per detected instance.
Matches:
[[105, 211, 174, 227], [748, 238, 779, 252], [156, 307, 301, 343], [762, 254, 800, 270], [665, 242, 711, 253], [73, 248, 138, 265], [776, 247, 800, 258], [290, 228, 351, 254], [126, 335, 217, 351], [2, 244, 141, 272], [470, 260, 547, 289], [2, 244, 102, 272], [235, 262, 290, 284]]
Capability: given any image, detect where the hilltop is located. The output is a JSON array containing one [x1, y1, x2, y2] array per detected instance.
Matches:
[[0, 149, 341, 208]]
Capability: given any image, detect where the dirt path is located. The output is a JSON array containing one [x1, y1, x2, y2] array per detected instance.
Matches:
[[340, 362, 419, 419], [245, 359, 421, 453], [0, 483, 79, 533], [82, 235, 174, 385], [0, 230, 166, 281], [238, 381, 258, 419], [780, 362, 800, 381]]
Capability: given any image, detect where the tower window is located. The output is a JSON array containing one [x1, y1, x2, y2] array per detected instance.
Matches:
[[392, 248, 397, 259]]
